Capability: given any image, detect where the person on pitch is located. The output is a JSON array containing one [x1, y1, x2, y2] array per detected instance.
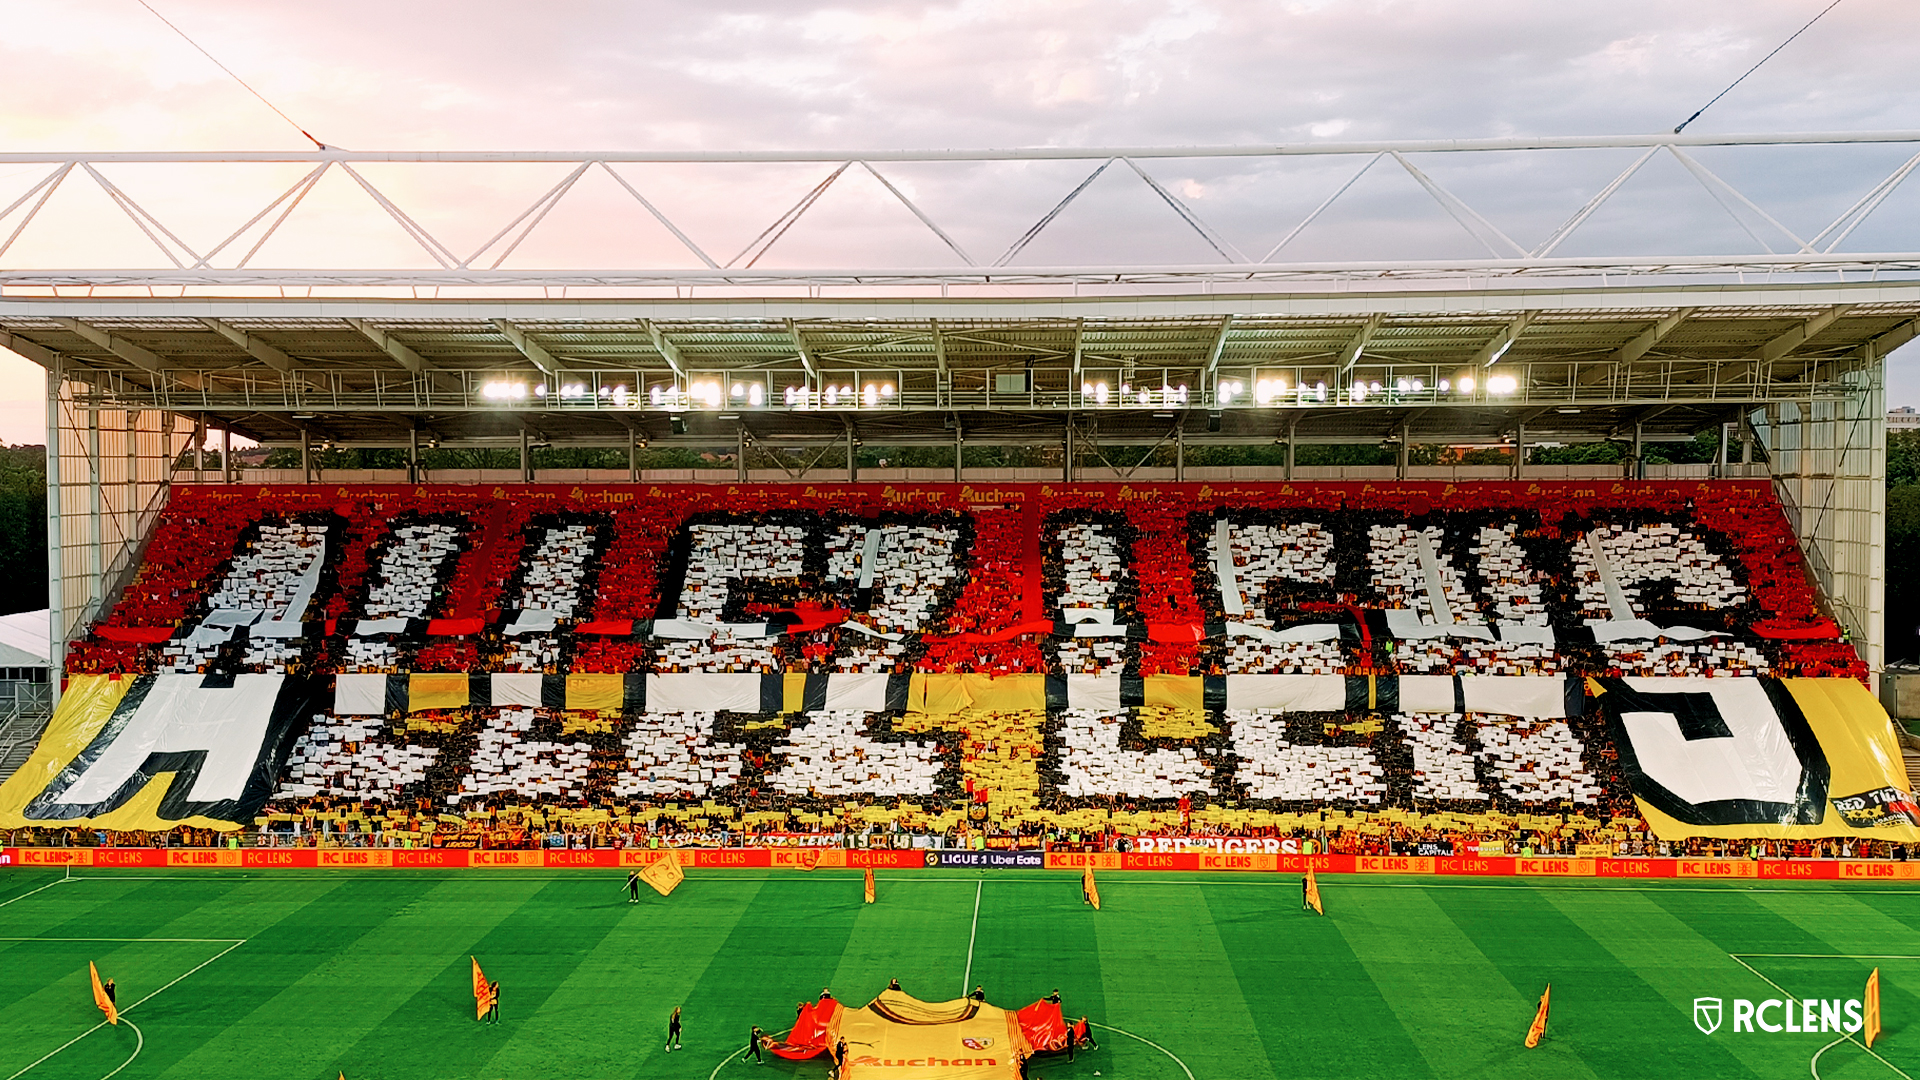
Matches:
[[486, 981, 501, 1025], [1302, 875, 1310, 910], [666, 1006, 682, 1052], [746, 1024, 765, 1065], [103, 978, 116, 1005], [627, 870, 641, 903], [831, 1037, 848, 1079], [887, 978, 901, 992], [969, 985, 985, 1001], [819, 987, 835, 1001], [1044, 989, 1060, 1004]]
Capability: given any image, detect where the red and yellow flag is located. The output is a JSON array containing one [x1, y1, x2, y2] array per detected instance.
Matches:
[[1083, 866, 1101, 910], [1305, 869, 1324, 915], [89, 962, 117, 1026], [1866, 967, 1882, 1049], [640, 853, 684, 896], [798, 849, 822, 872], [1524, 984, 1551, 1048], [472, 957, 491, 1021], [863, 868, 876, 904]]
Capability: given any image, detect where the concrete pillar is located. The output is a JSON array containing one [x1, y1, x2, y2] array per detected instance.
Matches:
[[953, 422, 963, 482], [1175, 424, 1185, 482], [408, 427, 420, 485], [736, 427, 747, 482], [45, 354, 64, 704], [627, 426, 639, 483], [221, 424, 232, 484], [300, 429, 311, 484], [520, 427, 532, 483]]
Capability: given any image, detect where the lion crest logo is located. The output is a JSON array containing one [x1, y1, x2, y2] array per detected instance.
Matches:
[[962, 1038, 994, 1050]]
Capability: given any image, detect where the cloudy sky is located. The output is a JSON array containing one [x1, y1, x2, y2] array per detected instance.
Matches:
[[0, 0, 1917, 442]]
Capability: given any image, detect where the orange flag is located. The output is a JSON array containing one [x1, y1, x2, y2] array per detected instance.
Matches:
[[640, 853, 684, 896], [89, 962, 118, 1026], [863, 868, 876, 904], [1524, 984, 1551, 1048], [1866, 967, 1882, 1049], [1305, 869, 1324, 915], [472, 957, 491, 1021], [1083, 866, 1101, 910]]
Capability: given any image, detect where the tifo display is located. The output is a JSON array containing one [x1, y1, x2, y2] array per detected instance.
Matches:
[[0, 480, 1907, 857]]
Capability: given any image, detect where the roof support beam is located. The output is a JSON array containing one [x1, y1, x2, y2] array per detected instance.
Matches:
[[1757, 304, 1851, 362], [346, 318, 430, 374], [202, 318, 296, 373], [931, 319, 947, 375], [1611, 308, 1694, 364], [493, 319, 560, 377], [1339, 314, 1385, 373], [783, 319, 813, 378], [53, 318, 164, 371], [1471, 311, 1536, 367], [1203, 315, 1233, 375], [0, 328, 58, 367]]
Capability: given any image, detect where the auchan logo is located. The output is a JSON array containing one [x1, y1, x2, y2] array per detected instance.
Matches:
[[848, 1055, 998, 1068], [1693, 997, 1864, 1034]]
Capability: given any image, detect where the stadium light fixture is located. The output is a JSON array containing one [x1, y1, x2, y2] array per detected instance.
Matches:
[[1457, 375, 1476, 393]]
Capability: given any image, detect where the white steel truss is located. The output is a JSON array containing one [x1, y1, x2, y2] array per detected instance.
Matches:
[[0, 132, 1919, 290]]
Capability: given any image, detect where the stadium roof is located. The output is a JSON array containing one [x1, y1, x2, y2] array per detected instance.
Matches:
[[1, 280, 1914, 449]]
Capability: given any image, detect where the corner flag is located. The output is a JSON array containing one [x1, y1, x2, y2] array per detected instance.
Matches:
[[1083, 865, 1100, 910], [1305, 869, 1324, 915], [1524, 984, 1551, 1048], [1867, 967, 1882, 1048], [863, 868, 876, 904], [640, 853, 684, 896], [472, 957, 491, 1021], [89, 962, 117, 1026]]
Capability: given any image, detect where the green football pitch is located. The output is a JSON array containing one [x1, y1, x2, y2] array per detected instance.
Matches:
[[2, 868, 1918, 1080]]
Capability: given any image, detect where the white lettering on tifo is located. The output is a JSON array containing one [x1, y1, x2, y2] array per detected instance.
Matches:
[[1722, 998, 1862, 1034]]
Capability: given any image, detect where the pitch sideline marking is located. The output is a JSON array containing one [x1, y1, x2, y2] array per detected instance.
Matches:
[[1727, 953, 1913, 1080], [705, 1045, 749, 1080], [961, 880, 981, 995], [0, 878, 66, 909], [1, 937, 247, 1080]]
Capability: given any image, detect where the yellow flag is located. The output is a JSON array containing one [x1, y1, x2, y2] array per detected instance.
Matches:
[[1866, 967, 1882, 1049], [472, 957, 491, 1021], [1305, 868, 1324, 915], [640, 853, 684, 896], [1083, 866, 1101, 910], [89, 961, 118, 1026], [863, 868, 876, 904], [1524, 984, 1551, 1048]]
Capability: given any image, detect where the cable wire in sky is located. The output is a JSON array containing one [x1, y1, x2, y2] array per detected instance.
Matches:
[[1673, 0, 1847, 133], [135, 0, 332, 150]]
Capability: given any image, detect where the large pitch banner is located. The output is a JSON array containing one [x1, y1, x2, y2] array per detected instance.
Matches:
[[1592, 676, 1920, 841], [0, 673, 318, 832]]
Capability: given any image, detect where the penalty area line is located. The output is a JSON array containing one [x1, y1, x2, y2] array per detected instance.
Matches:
[[961, 880, 981, 996], [0, 937, 247, 1080], [0, 878, 67, 908]]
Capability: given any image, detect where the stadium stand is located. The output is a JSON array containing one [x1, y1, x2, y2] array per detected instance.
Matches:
[[5, 478, 1909, 860]]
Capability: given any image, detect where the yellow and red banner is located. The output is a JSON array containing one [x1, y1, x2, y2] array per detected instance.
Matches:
[[89, 961, 117, 1026], [863, 867, 876, 904], [1083, 865, 1100, 910], [640, 853, 684, 896], [1867, 967, 1882, 1048], [1524, 984, 1550, 1048], [1591, 677, 1920, 842], [1305, 868, 1324, 915], [472, 957, 493, 1020]]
